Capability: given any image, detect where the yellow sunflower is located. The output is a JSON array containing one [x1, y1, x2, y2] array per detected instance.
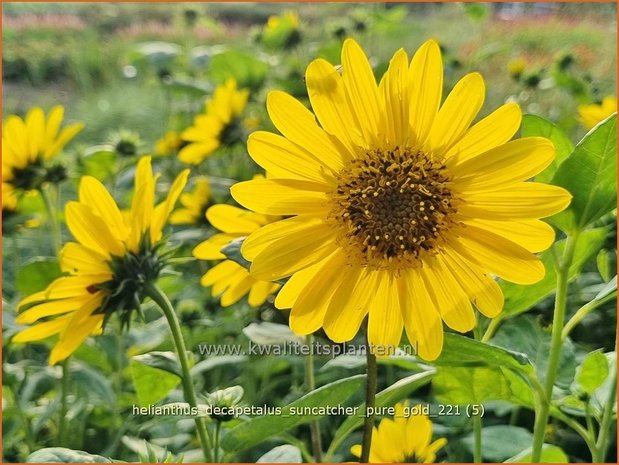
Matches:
[[13, 156, 189, 364], [179, 79, 250, 165], [578, 96, 617, 130], [2, 182, 18, 212], [2, 106, 83, 193], [170, 176, 212, 225], [193, 204, 281, 307], [351, 402, 447, 463], [231, 39, 572, 360], [155, 130, 183, 156]]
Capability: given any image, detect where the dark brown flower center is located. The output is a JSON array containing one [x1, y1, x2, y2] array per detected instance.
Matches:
[[328, 147, 458, 269]]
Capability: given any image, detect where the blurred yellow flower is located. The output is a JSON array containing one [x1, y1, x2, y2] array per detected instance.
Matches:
[[2, 182, 18, 212], [507, 57, 526, 79], [578, 96, 617, 130], [231, 39, 571, 360], [13, 156, 189, 364], [266, 10, 299, 31], [193, 204, 280, 307], [170, 176, 212, 225], [179, 79, 249, 165], [155, 130, 183, 156], [2, 106, 83, 193], [351, 402, 447, 463], [263, 10, 301, 50]]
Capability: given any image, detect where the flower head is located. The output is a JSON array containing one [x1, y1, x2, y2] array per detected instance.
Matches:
[[13, 156, 189, 364], [179, 79, 249, 165], [507, 57, 526, 80], [2, 106, 83, 193], [263, 10, 301, 49], [578, 96, 617, 130], [155, 130, 183, 156], [170, 176, 213, 225], [231, 39, 571, 360], [351, 402, 446, 463], [193, 204, 280, 307]]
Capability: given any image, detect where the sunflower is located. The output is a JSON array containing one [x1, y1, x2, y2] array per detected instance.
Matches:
[[578, 96, 617, 129], [262, 10, 301, 50], [193, 204, 280, 307], [155, 130, 183, 156], [170, 176, 213, 226], [13, 156, 189, 364], [231, 39, 572, 360], [179, 79, 250, 165], [2, 106, 83, 194], [351, 402, 447, 463]]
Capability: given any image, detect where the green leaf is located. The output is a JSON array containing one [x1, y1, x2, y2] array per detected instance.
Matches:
[[132, 351, 182, 378], [436, 333, 531, 371], [209, 50, 268, 92], [257, 445, 302, 463], [26, 447, 115, 463], [243, 321, 304, 346], [16, 258, 62, 296], [221, 374, 365, 452], [596, 249, 616, 282], [575, 350, 609, 394], [462, 426, 532, 462], [328, 371, 435, 458], [492, 316, 575, 388], [502, 227, 607, 316], [130, 358, 181, 407], [521, 114, 574, 183], [433, 366, 512, 404], [551, 113, 617, 232], [81, 149, 117, 180], [504, 444, 569, 463]]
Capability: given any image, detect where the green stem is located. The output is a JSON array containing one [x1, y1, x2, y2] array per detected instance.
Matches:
[[58, 358, 70, 445], [473, 414, 482, 463], [593, 343, 617, 462], [145, 283, 213, 462], [305, 335, 323, 462], [360, 341, 377, 463], [481, 315, 502, 343], [214, 421, 221, 462], [562, 291, 617, 341], [531, 234, 578, 462]]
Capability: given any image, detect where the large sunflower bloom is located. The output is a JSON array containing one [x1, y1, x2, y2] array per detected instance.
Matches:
[[13, 157, 189, 364], [577, 96, 616, 130], [179, 79, 250, 165], [351, 402, 447, 463], [2, 106, 83, 193], [231, 39, 571, 360], [193, 204, 281, 307]]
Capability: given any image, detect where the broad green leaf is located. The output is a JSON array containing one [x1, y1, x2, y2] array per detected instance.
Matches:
[[81, 149, 117, 180], [521, 114, 574, 183], [72, 362, 116, 404], [575, 350, 609, 394], [491, 316, 575, 388], [26, 447, 114, 463], [16, 258, 62, 296], [257, 445, 302, 463], [596, 249, 616, 282], [191, 355, 247, 376], [243, 321, 304, 346], [436, 333, 531, 370], [505, 444, 569, 463], [327, 371, 435, 458], [551, 114, 617, 232], [132, 351, 182, 378], [221, 374, 365, 452], [433, 366, 512, 404], [130, 359, 180, 407], [502, 227, 607, 316], [462, 426, 532, 461], [209, 50, 268, 91]]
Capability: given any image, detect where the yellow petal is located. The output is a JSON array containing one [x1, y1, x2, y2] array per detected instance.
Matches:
[[4, 116, 29, 167], [305, 58, 364, 151], [398, 269, 444, 361], [193, 233, 238, 260], [231, 178, 329, 216], [452, 137, 554, 191], [201, 260, 241, 288], [25, 107, 45, 161], [274, 252, 335, 309], [341, 38, 381, 146], [266, 90, 348, 172], [450, 224, 545, 284], [150, 168, 190, 244], [206, 204, 264, 235], [50, 313, 104, 365], [368, 272, 403, 355], [220, 274, 255, 307], [249, 219, 338, 281], [178, 140, 220, 164], [44, 122, 84, 159], [79, 176, 129, 242], [424, 72, 485, 156], [16, 297, 84, 324], [60, 242, 111, 275], [379, 48, 410, 147], [463, 218, 555, 253], [248, 281, 280, 307], [248, 131, 334, 183], [13, 315, 71, 343], [408, 39, 443, 147], [44, 105, 64, 148], [445, 102, 522, 163], [65, 202, 125, 257], [459, 182, 572, 219]]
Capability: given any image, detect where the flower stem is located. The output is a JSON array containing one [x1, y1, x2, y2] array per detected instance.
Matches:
[[305, 335, 323, 462], [531, 234, 578, 462], [562, 291, 617, 341], [360, 340, 377, 463], [214, 421, 221, 462], [593, 338, 617, 462], [145, 283, 213, 462], [58, 358, 70, 445]]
